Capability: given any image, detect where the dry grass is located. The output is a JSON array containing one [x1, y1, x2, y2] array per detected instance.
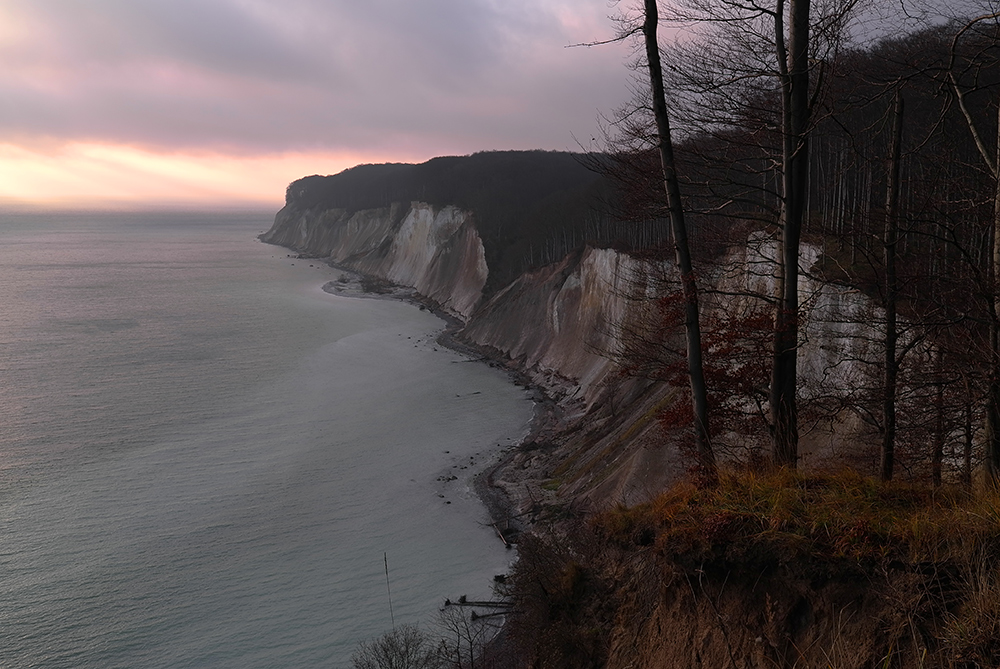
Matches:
[[594, 468, 1000, 567], [938, 555, 1000, 666], [499, 471, 1000, 667], [590, 469, 1000, 666]]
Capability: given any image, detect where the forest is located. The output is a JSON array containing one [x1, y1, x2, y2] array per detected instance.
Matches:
[[584, 1, 1000, 491], [496, 3, 1000, 666], [284, 151, 617, 293]]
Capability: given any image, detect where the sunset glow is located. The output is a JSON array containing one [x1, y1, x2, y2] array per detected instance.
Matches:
[[0, 0, 633, 210], [0, 143, 422, 209]]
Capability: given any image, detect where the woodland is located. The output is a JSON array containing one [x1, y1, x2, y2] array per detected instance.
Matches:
[[346, 1, 1000, 665], [586, 0, 1000, 489]]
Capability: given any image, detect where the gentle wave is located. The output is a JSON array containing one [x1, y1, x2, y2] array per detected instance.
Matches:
[[0, 211, 532, 667]]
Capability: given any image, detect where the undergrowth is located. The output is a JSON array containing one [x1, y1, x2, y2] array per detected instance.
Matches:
[[505, 469, 1000, 667], [593, 468, 1000, 568]]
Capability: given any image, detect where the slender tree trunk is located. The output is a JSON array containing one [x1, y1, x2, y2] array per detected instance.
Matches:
[[771, 0, 810, 467], [932, 347, 945, 487], [987, 101, 1000, 486], [949, 16, 1000, 485], [964, 375, 974, 488], [881, 90, 903, 482], [642, 0, 717, 483]]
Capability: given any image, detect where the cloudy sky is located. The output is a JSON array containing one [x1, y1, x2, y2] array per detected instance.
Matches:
[[0, 0, 633, 209]]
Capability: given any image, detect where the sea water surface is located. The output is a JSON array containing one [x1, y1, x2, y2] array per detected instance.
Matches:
[[0, 211, 532, 667]]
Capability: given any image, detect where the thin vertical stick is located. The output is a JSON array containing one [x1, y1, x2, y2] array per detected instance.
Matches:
[[384, 552, 395, 629]]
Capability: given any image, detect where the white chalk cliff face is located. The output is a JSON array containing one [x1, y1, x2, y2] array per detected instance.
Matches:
[[264, 201, 487, 320], [263, 201, 889, 500], [263, 201, 649, 405], [263, 202, 883, 407], [463, 246, 652, 406], [712, 232, 882, 399]]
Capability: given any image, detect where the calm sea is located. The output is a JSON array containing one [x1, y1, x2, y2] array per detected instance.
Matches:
[[0, 211, 532, 667]]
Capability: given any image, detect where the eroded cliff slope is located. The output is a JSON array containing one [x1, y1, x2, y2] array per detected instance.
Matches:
[[262, 181, 885, 519], [262, 176, 689, 511], [265, 201, 487, 319], [262, 162, 997, 667]]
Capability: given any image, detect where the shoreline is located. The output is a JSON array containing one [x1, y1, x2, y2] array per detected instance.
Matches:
[[309, 255, 560, 543]]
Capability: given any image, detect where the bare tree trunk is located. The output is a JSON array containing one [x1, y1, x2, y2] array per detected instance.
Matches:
[[987, 101, 1000, 486], [643, 0, 717, 482], [964, 374, 975, 488], [881, 90, 903, 482], [948, 13, 1000, 485], [771, 0, 810, 467], [933, 346, 946, 487]]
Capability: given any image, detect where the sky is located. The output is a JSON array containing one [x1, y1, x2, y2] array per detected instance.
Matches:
[[0, 0, 634, 209]]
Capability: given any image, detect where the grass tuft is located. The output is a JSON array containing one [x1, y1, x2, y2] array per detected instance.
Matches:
[[593, 469, 1000, 568]]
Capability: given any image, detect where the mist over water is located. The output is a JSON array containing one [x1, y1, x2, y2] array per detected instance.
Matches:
[[0, 212, 532, 667]]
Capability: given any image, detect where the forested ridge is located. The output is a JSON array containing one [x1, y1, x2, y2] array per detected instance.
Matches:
[[629, 19, 1000, 488], [284, 151, 622, 293]]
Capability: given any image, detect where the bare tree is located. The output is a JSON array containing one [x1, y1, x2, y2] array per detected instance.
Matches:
[[768, 0, 813, 467], [351, 625, 444, 669], [652, 0, 861, 467], [641, 0, 718, 482], [948, 10, 1000, 485], [574, 1, 720, 481], [436, 606, 504, 669], [881, 87, 904, 481]]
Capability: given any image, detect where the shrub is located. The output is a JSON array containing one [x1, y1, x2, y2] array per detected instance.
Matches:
[[351, 625, 443, 669]]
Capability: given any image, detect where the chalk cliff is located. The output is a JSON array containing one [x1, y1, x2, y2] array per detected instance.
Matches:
[[265, 201, 487, 319], [263, 139, 998, 667], [263, 196, 629, 399], [265, 183, 891, 529], [263, 167, 975, 667], [262, 180, 679, 505]]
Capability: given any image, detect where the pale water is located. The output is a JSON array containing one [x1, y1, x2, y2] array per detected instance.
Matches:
[[0, 211, 533, 667]]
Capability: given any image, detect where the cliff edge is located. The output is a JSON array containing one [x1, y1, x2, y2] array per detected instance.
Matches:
[[261, 153, 881, 519], [263, 153, 1000, 667]]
